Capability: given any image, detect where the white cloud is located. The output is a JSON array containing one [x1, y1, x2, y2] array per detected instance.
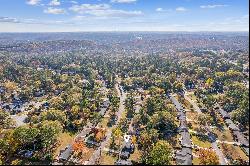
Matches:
[[0, 17, 19, 23], [156, 8, 172, 12], [49, 0, 61, 6], [44, 7, 66, 14], [73, 15, 87, 20], [86, 10, 142, 18], [176, 7, 187, 12], [111, 0, 137, 3], [69, 4, 142, 18], [70, 1, 78, 4], [200, 4, 228, 9], [26, 0, 41, 5], [156, 8, 163, 12], [69, 4, 111, 14]]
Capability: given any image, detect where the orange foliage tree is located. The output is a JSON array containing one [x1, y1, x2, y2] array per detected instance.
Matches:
[[198, 148, 220, 165], [72, 140, 89, 156]]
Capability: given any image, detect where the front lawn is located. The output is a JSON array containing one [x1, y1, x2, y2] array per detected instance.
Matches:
[[99, 152, 117, 165], [54, 132, 75, 158], [191, 135, 212, 148]]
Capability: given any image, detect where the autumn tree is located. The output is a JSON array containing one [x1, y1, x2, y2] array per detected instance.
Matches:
[[40, 109, 67, 126], [198, 149, 219, 165], [39, 120, 63, 155], [138, 129, 159, 155], [144, 140, 172, 165], [112, 127, 123, 148], [49, 96, 65, 110], [0, 109, 15, 129]]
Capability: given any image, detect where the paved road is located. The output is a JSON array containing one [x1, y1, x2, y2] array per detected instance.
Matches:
[[184, 93, 202, 114], [85, 84, 126, 165], [169, 95, 184, 111], [216, 140, 241, 146], [185, 94, 228, 165], [211, 141, 228, 165]]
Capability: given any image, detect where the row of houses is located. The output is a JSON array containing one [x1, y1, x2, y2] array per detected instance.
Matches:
[[169, 95, 193, 165], [116, 134, 134, 165], [57, 96, 110, 164], [215, 105, 249, 156]]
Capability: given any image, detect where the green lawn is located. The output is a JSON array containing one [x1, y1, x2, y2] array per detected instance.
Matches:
[[218, 143, 249, 161], [99, 152, 117, 165], [183, 99, 193, 110], [191, 135, 212, 148], [54, 132, 75, 158], [98, 117, 109, 128], [187, 94, 197, 101], [130, 146, 141, 162], [212, 128, 234, 142]]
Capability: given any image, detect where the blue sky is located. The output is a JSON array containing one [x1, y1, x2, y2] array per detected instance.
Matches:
[[0, 0, 248, 32]]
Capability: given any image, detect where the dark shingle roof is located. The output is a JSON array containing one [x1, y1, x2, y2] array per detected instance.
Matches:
[[176, 148, 192, 165], [181, 131, 192, 148], [59, 145, 72, 161]]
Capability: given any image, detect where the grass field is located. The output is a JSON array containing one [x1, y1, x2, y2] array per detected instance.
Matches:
[[54, 132, 75, 158], [191, 135, 212, 148], [99, 152, 117, 165], [218, 143, 249, 161], [212, 128, 234, 142], [192, 157, 201, 165], [130, 145, 142, 162]]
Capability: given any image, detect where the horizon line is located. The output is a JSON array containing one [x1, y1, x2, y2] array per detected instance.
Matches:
[[0, 30, 249, 33]]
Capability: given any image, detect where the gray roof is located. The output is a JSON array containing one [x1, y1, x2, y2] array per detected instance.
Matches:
[[176, 147, 192, 157], [120, 151, 130, 159], [218, 108, 230, 119], [181, 131, 192, 148], [225, 119, 239, 131], [115, 160, 132, 165], [241, 147, 249, 156], [233, 131, 249, 147], [176, 148, 192, 165], [59, 145, 72, 161], [100, 108, 107, 116]]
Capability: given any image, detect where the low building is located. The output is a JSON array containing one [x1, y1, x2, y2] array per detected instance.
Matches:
[[175, 147, 192, 165], [115, 159, 132, 165], [217, 108, 230, 119], [233, 130, 249, 147], [180, 131, 192, 148], [120, 151, 130, 160], [59, 145, 72, 162], [225, 119, 239, 131], [119, 135, 135, 160]]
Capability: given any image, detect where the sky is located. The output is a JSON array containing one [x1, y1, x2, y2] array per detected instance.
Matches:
[[0, 0, 248, 32]]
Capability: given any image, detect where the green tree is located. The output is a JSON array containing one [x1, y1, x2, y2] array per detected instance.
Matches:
[[0, 109, 15, 129], [232, 91, 249, 127], [49, 96, 65, 110], [145, 140, 172, 165], [12, 126, 39, 149], [40, 109, 67, 126], [138, 129, 159, 155], [39, 120, 62, 153]]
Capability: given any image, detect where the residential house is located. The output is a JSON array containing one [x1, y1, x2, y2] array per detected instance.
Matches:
[[115, 160, 132, 165], [120, 135, 135, 160], [175, 147, 192, 165], [59, 145, 72, 162]]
